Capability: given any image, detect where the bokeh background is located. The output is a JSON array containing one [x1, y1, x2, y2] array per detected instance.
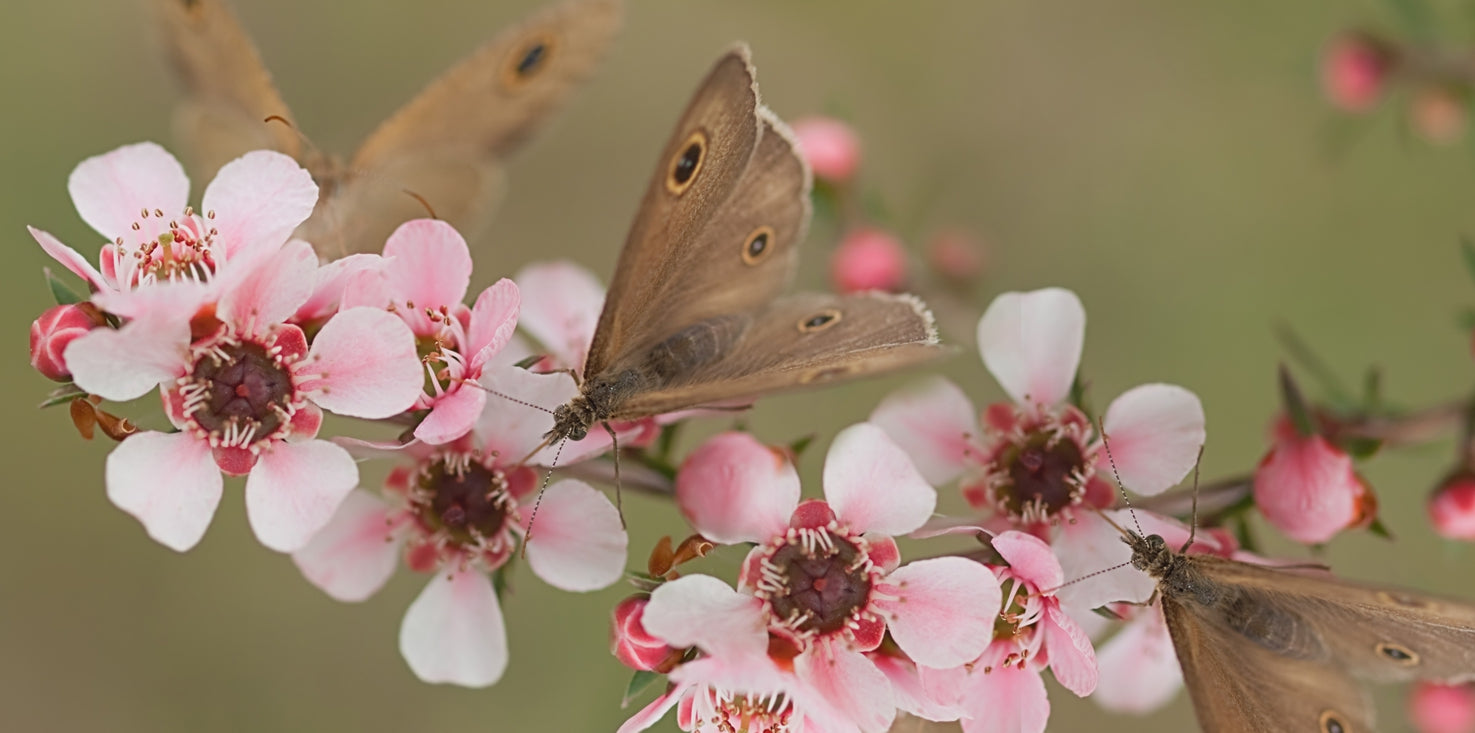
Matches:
[[4, 0, 1473, 731]]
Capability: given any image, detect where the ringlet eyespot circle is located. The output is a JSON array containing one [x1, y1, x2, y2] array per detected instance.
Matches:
[[502, 33, 557, 87], [666, 130, 708, 195], [742, 226, 775, 265], [1319, 709, 1349, 733], [797, 309, 842, 333]]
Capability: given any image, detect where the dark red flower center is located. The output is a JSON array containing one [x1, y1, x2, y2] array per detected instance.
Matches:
[[412, 457, 511, 547], [761, 530, 872, 636], [182, 339, 294, 444], [993, 431, 1088, 523]]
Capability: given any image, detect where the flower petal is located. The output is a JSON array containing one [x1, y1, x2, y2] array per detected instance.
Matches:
[[399, 570, 508, 687], [958, 656, 1051, 733], [68, 142, 188, 242], [30, 226, 105, 289], [293, 251, 384, 323], [521, 479, 627, 592], [382, 218, 471, 311], [303, 307, 423, 418], [201, 150, 317, 263], [65, 314, 190, 401], [1053, 510, 1177, 611], [466, 278, 520, 365], [798, 646, 896, 733], [642, 574, 768, 658], [512, 260, 605, 371], [290, 490, 401, 602], [1043, 604, 1098, 696], [976, 288, 1085, 407], [616, 686, 686, 733], [106, 431, 222, 552], [869, 376, 980, 485], [413, 384, 486, 445], [475, 366, 578, 459], [991, 531, 1064, 589], [873, 557, 1000, 668], [872, 654, 961, 722], [1101, 383, 1206, 496], [218, 239, 318, 330], [1092, 606, 1182, 714], [676, 432, 799, 544], [824, 422, 936, 536], [244, 439, 358, 552]]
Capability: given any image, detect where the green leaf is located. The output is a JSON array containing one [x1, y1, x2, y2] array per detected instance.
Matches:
[[1274, 324, 1355, 411], [512, 353, 544, 370], [1362, 367, 1383, 412], [788, 433, 816, 458], [1278, 365, 1317, 437], [1367, 516, 1395, 540], [1342, 436, 1384, 460], [623, 670, 664, 706], [45, 267, 85, 306], [38, 383, 88, 408], [1232, 513, 1260, 555], [1382, 0, 1434, 39]]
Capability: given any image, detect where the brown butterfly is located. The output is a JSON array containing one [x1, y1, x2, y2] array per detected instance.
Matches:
[[1112, 513, 1475, 732], [542, 45, 945, 446], [153, 0, 622, 256]]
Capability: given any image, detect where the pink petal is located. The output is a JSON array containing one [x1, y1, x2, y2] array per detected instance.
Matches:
[[64, 315, 189, 401], [294, 252, 384, 323], [68, 142, 188, 242], [200, 150, 317, 263], [338, 266, 393, 310], [824, 422, 936, 536], [290, 490, 401, 602], [414, 385, 486, 445], [399, 570, 508, 687], [872, 654, 962, 722], [677, 432, 799, 544], [217, 239, 318, 332], [958, 658, 1051, 733], [475, 367, 578, 460], [466, 278, 520, 366], [30, 226, 105, 290], [244, 439, 358, 552], [798, 646, 896, 733], [512, 260, 605, 371], [642, 574, 768, 659], [302, 307, 423, 418], [616, 687, 686, 733], [1101, 383, 1206, 496], [991, 531, 1064, 589], [873, 557, 1000, 669], [1043, 604, 1098, 696], [105, 431, 222, 552], [1092, 607, 1182, 714], [382, 219, 472, 311], [869, 376, 980, 485], [521, 479, 627, 592], [976, 288, 1084, 407]]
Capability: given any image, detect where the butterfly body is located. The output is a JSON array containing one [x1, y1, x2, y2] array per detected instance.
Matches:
[[1123, 530, 1475, 732]]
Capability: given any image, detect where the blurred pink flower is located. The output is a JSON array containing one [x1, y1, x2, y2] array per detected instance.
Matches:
[[1253, 419, 1375, 544], [792, 115, 861, 183], [1090, 603, 1182, 715], [292, 365, 628, 687], [871, 288, 1206, 533], [1410, 682, 1475, 733], [831, 228, 909, 294], [1322, 33, 1392, 112], [612, 595, 680, 672], [1412, 87, 1467, 145], [926, 228, 988, 285], [91, 241, 423, 552], [1429, 473, 1475, 541], [29, 303, 102, 381]]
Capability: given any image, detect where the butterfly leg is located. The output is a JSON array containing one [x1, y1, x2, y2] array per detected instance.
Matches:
[[602, 421, 627, 528]]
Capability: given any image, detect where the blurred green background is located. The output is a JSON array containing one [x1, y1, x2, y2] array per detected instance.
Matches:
[[4, 0, 1474, 731]]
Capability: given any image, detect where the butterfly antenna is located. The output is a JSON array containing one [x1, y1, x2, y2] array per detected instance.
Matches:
[[476, 382, 557, 416], [522, 436, 568, 557], [1043, 560, 1136, 595], [1181, 445, 1206, 554], [401, 189, 440, 220], [1097, 418, 1145, 538], [602, 422, 627, 528]]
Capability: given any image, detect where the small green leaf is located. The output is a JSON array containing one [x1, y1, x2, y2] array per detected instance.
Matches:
[[1278, 365, 1317, 437], [788, 433, 816, 458], [1367, 517, 1395, 540], [1361, 367, 1383, 412], [1342, 436, 1384, 460], [1232, 513, 1259, 555], [45, 268, 85, 306], [623, 670, 664, 705], [512, 353, 545, 370], [1091, 605, 1126, 621], [38, 383, 88, 408], [655, 421, 683, 463]]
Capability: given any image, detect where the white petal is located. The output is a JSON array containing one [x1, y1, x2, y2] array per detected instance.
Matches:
[[1101, 383, 1207, 496], [68, 142, 189, 241], [382, 219, 472, 310], [400, 570, 508, 687], [106, 431, 222, 552], [643, 574, 768, 658], [522, 479, 627, 592], [976, 288, 1085, 407], [869, 377, 980, 485], [303, 307, 423, 418], [201, 150, 318, 262], [291, 490, 401, 602], [1092, 607, 1183, 714], [824, 423, 936, 536], [244, 439, 358, 552], [874, 557, 999, 669], [513, 260, 605, 371], [475, 367, 578, 460], [30, 226, 104, 290], [64, 317, 188, 401]]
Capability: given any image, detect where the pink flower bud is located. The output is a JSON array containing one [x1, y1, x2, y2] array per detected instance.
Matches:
[[610, 595, 678, 672], [831, 228, 908, 294], [1253, 428, 1375, 544], [1412, 87, 1467, 145], [1429, 473, 1475, 541], [792, 116, 861, 183], [30, 303, 102, 381], [1322, 33, 1393, 112], [1410, 682, 1475, 733], [926, 228, 988, 285]]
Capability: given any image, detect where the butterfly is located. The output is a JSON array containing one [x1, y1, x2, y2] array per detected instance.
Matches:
[[153, 0, 622, 256], [538, 45, 946, 448]]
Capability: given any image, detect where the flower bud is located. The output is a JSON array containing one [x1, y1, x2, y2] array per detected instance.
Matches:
[[1412, 87, 1467, 145], [831, 228, 908, 294], [1253, 427, 1375, 544], [1409, 682, 1475, 733], [610, 594, 679, 672], [30, 303, 102, 381], [792, 116, 861, 183], [926, 229, 988, 286], [1322, 32, 1393, 112], [1428, 472, 1475, 541]]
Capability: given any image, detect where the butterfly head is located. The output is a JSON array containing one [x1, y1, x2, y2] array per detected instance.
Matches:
[[546, 399, 594, 442], [1125, 532, 1178, 580]]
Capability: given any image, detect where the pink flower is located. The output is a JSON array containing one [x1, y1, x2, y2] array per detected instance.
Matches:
[[792, 116, 861, 183], [627, 426, 1000, 732], [1412, 87, 1467, 145], [92, 240, 424, 552], [1429, 473, 1475, 541], [513, 260, 606, 373], [1089, 603, 1183, 714], [921, 531, 1097, 733], [1254, 419, 1375, 544], [612, 595, 681, 672], [871, 288, 1206, 534], [30, 303, 103, 381], [1410, 682, 1475, 733], [291, 364, 628, 687], [926, 228, 988, 286], [831, 228, 909, 294], [1322, 33, 1393, 112], [341, 219, 520, 445]]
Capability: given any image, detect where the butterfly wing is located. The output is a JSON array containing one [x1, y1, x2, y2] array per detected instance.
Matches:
[[154, 0, 302, 180], [611, 291, 942, 417], [310, 0, 623, 254]]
